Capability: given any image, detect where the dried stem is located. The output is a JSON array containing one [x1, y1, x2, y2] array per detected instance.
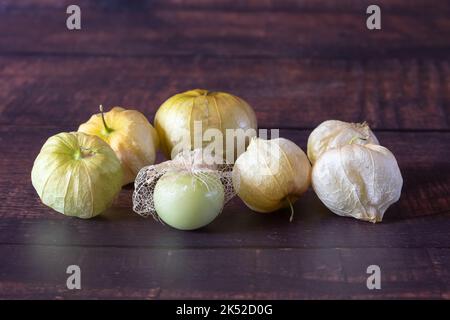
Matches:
[[99, 104, 112, 133], [287, 197, 295, 222]]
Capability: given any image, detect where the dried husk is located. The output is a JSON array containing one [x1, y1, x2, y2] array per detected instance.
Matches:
[[312, 143, 403, 223], [154, 89, 258, 160], [307, 120, 379, 164], [232, 137, 311, 217], [78, 107, 159, 185]]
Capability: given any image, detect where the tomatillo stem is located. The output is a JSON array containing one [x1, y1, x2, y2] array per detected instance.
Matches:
[[349, 135, 368, 145], [287, 197, 294, 222], [99, 104, 112, 133]]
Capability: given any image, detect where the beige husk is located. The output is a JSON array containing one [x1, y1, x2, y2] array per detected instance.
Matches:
[[232, 137, 311, 220], [312, 143, 403, 223], [132, 149, 236, 222], [154, 89, 258, 160], [307, 120, 379, 164]]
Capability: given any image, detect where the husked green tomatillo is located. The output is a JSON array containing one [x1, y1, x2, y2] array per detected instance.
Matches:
[[153, 171, 225, 231]]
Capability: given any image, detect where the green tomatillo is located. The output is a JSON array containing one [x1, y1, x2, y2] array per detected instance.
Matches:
[[153, 171, 225, 230]]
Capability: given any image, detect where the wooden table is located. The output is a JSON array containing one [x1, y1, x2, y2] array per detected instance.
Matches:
[[0, 0, 449, 299]]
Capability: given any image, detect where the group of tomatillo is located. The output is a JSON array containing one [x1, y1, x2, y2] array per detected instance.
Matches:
[[31, 89, 403, 230]]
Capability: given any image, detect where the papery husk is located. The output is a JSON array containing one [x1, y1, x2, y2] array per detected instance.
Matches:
[[232, 137, 311, 217], [132, 149, 235, 221], [154, 89, 258, 160], [312, 143, 403, 223], [78, 107, 159, 185], [31, 132, 123, 219], [307, 120, 379, 164]]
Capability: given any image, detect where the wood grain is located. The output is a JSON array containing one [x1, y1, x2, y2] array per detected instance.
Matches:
[[428, 249, 450, 299], [0, 245, 447, 299], [3, 0, 450, 12], [0, 1, 448, 59], [0, 57, 448, 130], [0, 0, 449, 300]]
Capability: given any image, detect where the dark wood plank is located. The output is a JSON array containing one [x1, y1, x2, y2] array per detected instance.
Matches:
[[0, 245, 447, 299], [0, 1, 448, 59], [0, 56, 448, 130], [1, 0, 448, 301], [0, 125, 448, 248], [2, 211, 450, 249], [3, 0, 450, 13], [428, 249, 450, 299], [338, 248, 445, 299]]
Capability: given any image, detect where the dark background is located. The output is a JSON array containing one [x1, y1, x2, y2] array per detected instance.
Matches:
[[0, 0, 449, 299]]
